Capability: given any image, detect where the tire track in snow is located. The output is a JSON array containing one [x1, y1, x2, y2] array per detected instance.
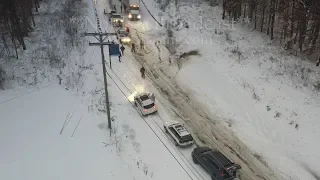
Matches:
[[106, 62, 209, 180], [93, 1, 207, 179]]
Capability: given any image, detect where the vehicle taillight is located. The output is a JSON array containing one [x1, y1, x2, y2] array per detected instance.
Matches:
[[219, 172, 223, 176], [153, 105, 157, 108], [143, 109, 148, 112]]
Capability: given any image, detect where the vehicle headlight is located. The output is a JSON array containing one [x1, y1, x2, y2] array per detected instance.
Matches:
[[128, 14, 132, 18], [124, 38, 131, 42], [120, 20, 124, 22], [137, 15, 141, 19]]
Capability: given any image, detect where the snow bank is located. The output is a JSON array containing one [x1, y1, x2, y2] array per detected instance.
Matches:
[[130, 0, 320, 179]]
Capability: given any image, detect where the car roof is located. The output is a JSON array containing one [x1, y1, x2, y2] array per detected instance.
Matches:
[[172, 123, 190, 137], [204, 150, 233, 167], [142, 99, 154, 106], [139, 94, 149, 101]]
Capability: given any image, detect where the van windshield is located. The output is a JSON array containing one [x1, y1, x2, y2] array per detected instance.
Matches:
[[130, 6, 139, 10]]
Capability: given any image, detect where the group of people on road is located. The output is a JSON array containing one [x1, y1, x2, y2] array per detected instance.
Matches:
[[118, 43, 145, 78], [112, 2, 145, 78], [114, 0, 127, 13]]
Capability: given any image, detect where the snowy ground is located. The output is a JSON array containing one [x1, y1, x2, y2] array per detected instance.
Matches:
[[124, 0, 320, 180], [0, 0, 214, 180], [2, 0, 320, 180]]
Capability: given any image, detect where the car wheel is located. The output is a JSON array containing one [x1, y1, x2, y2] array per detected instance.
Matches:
[[174, 141, 179, 146], [164, 126, 168, 133], [192, 155, 199, 164], [134, 101, 137, 106], [211, 174, 217, 180]]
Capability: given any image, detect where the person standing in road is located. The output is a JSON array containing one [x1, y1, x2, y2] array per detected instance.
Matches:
[[118, 54, 122, 62], [123, 4, 127, 13], [140, 40, 144, 50], [140, 66, 145, 79], [120, 45, 125, 55], [131, 43, 136, 53]]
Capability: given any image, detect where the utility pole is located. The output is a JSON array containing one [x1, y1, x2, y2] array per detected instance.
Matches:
[[85, 32, 117, 129]]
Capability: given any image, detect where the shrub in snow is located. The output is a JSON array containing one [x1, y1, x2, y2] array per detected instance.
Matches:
[[0, 66, 5, 89], [266, 105, 271, 111], [176, 50, 200, 69], [230, 45, 243, 62], [165, 21, 177, 54], [314, 81, 320, 91], [224, 30, 233, 43], [274, 111, 281, 118], [251, 88, 260, 101], [155, 0, 170, 11], [179, 50, 200, 59]]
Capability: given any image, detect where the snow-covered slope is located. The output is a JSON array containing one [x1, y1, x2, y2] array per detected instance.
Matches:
[[127, 0, 320, 180], [0, 0, 212, 180]]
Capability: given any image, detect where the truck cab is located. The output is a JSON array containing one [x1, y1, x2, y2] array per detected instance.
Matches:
[[128, 4, 141, 20]]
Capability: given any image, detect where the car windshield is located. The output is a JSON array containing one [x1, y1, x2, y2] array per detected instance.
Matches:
[[130, 6, 139, 10], [112, 15, 122, 18], [143, 103, 154, 109], [140, 95, 149, 101]]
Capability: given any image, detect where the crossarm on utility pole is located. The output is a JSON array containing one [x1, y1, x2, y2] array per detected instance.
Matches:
[[89, 42, 116, 46]]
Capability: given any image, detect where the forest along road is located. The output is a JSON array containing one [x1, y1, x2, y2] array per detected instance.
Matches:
[[119, 2, 282, 180], [92, 0, 211, 180]]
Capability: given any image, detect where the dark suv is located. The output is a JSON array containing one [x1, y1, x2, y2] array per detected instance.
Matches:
[[192, 146, 241, 180]]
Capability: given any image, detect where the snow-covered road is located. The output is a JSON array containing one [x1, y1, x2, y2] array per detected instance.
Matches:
[[0, 0, 210, 180], [92, 0, 212, 180]]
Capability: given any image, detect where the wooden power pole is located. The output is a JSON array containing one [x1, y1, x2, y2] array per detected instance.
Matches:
[[85, 32, 117, 129]]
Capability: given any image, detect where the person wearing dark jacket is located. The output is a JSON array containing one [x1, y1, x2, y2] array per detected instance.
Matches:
[[120, 45, 125, 55], [118, 54, 122, 62], [140, 66, 145, 79], [140, 40, 144, 50], [131, 43, 136, 53]]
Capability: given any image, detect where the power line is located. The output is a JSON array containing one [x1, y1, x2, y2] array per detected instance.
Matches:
[[104, 66, 196, 180], [85, 1, 118, 130], [108, 64, 207, 180], [120, 54, 259, 180], [140, 0, 162, 27]]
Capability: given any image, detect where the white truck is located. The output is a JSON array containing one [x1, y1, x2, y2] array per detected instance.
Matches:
[[134, 92, 157, 116], [128, 4, 141, 20], [122, 0, 141, 20]]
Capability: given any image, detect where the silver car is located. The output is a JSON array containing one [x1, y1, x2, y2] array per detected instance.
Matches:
[[134, 93, 157, 116], [117, 28, 131, 44]]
